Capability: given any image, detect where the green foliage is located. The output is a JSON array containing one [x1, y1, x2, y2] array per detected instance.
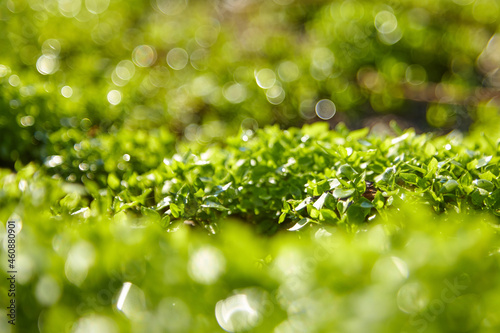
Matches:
[[2, 0, 500, 165], [5, 123, 492, 234]]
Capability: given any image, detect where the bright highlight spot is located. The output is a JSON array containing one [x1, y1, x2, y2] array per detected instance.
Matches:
[[156, 0, 188, 15], [58, 0, 81, 18], [132, 45, 157, 67], [72, 315, 118, 333], [36, 55, 59, 75], [35, 275, 61, 306], [20, 116, 35, 127], [8, 75, 20, 87], [397, 282, 429, 314], [167, 48, 189, 70], [375, 10, 398, 34], [116, 62, 135, 80], [315, 99, 336, 120], [64, 241, 96, 286], [188, 245, 226, 284], [42, 39, 61, 56], [85, 0, 110, 14], [116, 282, 146, 320], [406, 64, 427, 85], [45, 155, 63, 168], [223, 82, 247, 103], [107, 90, 122, 105], [0, 64, 10, 77], [61, 86, 73, 98], [266, 85, 285, 105], [215, 294, 260, 332], [255, 68, 276, 89]]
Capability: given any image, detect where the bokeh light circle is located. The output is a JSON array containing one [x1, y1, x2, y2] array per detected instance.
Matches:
[[107, 90, 122, 105], [315, 99, 336, 120], [132, 45, 157, 67], [374, 10, 398, 34], [36, 55, 59, 75], [61, 86, 73, 98], [255, 68, 276, 89], [156, 0, 188, 16], [167, 48, 188, 70], [85, 0, 110, 14]]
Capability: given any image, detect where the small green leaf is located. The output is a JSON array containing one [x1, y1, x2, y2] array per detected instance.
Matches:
[[309, 207, 321, 219], [375, 166, 396, 183], [160, 215, 170, 228], [476, 156, 492, 169], [140, 206, 161, 222], [360, 199, 374, 208], [288, 218, 310, 231], [473, 179, 494, 192], [471, 188, 488, 206], [373, 191, 385, 209], [329, 178, 341, 189], [313, 192, 329, 210], [337, 200, 349, 214], [170, 203, 181, 218], [295, 197, 312, 211], [201, 200, 229, 211], [59, 193, 81, 211], [282, 201, 291, 213], [333, 188, 355, 199], [459, 172, 472, 187], [195, 188, 205, 197], [400, 173, 419, 184], [425, 158, 438, 179], [107, 173, 121, 190], [439, 179, 459, 193], [407, 164, 427, 174], [320, 209, 338, 222], [338, 164, 357, 180], [479, 171, 495, 182], [346, 204, 370, 223]]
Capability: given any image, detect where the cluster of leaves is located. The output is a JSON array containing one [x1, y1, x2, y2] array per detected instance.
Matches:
[[45, 126, 175, 183], [29, 123, 497, 234], [2, 0, 500, 166]]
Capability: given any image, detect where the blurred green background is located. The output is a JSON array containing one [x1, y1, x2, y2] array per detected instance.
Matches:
[[2, 0, 500, 166]]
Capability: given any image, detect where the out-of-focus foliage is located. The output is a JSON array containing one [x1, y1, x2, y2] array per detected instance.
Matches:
[[2, 188, 500, 332], [2, 0, 500, 165]]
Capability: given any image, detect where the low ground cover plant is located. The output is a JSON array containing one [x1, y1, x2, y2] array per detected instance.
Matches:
[[30, 123, 498, 234]]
